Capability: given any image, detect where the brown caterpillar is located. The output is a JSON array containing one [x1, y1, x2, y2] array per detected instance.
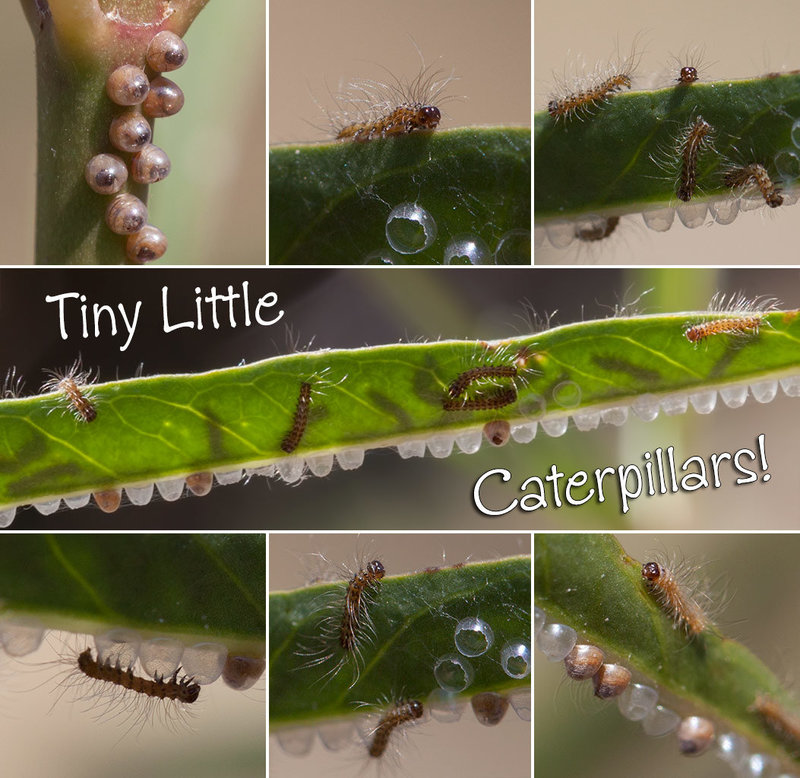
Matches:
[[369, 699, 424, 758], [77, 648, 200, 703], [684, 316, 762, 344], [447, 365, 518, 399], [337, 105, 440, 141], [443, 386, 518, 412], [281, 381, 312, 454], [641, 561, 710, 635], [724, 163, 784, 208], [752, 694, 800, 751], [677, 116, 712, 202], [340, 560, 385, 651], [41, 362, 97, 422], [547, 73, 632, 120]]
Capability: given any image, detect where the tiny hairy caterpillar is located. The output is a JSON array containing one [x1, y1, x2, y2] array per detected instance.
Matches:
[[41, 361, 97, 423], [368, 698, 424, 758], [724, 163, 784, 208], [340, 560, 385, 652], [442, 386, 518, 412], [676, 116, 712, 202], [77, 647, 200, 703], [641, 560, 710, 635], [684, 316, 762, 344], [281, 381, 312, 454], [447, 365, 519, 399]]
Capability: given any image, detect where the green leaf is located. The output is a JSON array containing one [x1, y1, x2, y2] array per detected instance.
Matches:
[[3, 308, 800, 519], [0, 534, 265, 654], [269, 556, 530, 726], [535, 534, 800, 766], [269, 127, 531, 265], [534, 73, 800, 222]]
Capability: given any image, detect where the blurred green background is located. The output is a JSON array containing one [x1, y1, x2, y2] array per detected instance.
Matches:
[[0, 3, 265, 265]]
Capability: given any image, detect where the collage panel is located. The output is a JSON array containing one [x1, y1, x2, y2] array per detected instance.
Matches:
[[534, 533, 800, 778], [2, 4, 265, 266], [2, 266, 799, 532], [0, 532, 265, 777], [269, 0, 531, 266], [269, 532, 531, 777], [534, 0, 800, 266]]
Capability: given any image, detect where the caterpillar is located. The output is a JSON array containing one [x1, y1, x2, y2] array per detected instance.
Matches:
[[281, 381, 312, 454], [368, 698, 424, 758], [684, 316, 762, 344], [341, 560, 385, 651], [447, 365, 518, 399], [677, 116, 713, 202], [77, 648, 200, 703], [724, 163, 784, 208], [641, 560, 710, 635], [443, 386, 518, 412]]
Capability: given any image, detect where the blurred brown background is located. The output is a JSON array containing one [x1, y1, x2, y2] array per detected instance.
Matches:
[[269, 0, 530, 144], [0, 4, 265, 265], [535, 0, 800, 265]]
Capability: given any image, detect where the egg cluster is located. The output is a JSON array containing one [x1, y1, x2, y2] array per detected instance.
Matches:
[[84, 31, 188, 264]]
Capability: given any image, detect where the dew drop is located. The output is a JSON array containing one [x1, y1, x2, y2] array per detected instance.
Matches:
[[427, 435, 455, 458], [306, 453, 334, 477], [641, 207, 675, 232], [720, 384, 748, 408], [631, 394, 660, 422], [781, 375, 800, 397], [494, 229, 531, 264], [750, 379, 778, 404], [716, 731, 747, 765], [385, 203, 437, 254], [676, 201, 707, 228], [181, 642, 227, 684], [396, 439, 427, 459], [455, 429, 483, 454], [544, 221, 575, 248], [572, 409, 600, 431], [617, 682, 658, 721], [540, 416, 569, 437], [0, 506, 15, 528], [336, 448, 364, 470], [433, 653, 474, 692], [214, 469, 244, 486], [471, 692, 509, 726], [156, 477, 185, 501], [709, 197, 739, 225], [0, 617, 44, 656], [318, 721, 356, 751], [642, 704, 680, 736], [454, 617, 494, 657], [660, 393, 688, 416], [552, 380, 581, 408], [600, 407, 628, 426], [139, 636, 184, 679], [277, 458, 305, 483], [427, 688, 466, 722], [64, 493, 91, 509], [500, 640, 531, 678], [125, 482, 155, 505], [536, 623, 577, 661], [443, 234, 491, 265], [33, 499, 60, 515], [689, 390, 717, 414], [776, 149, 800, 183], [222, 654, 266, 691], [510, 421, 537, 443], [275, 727, 315, 756], [509, 688, 531, 721], [96, 628, 141, 667]]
